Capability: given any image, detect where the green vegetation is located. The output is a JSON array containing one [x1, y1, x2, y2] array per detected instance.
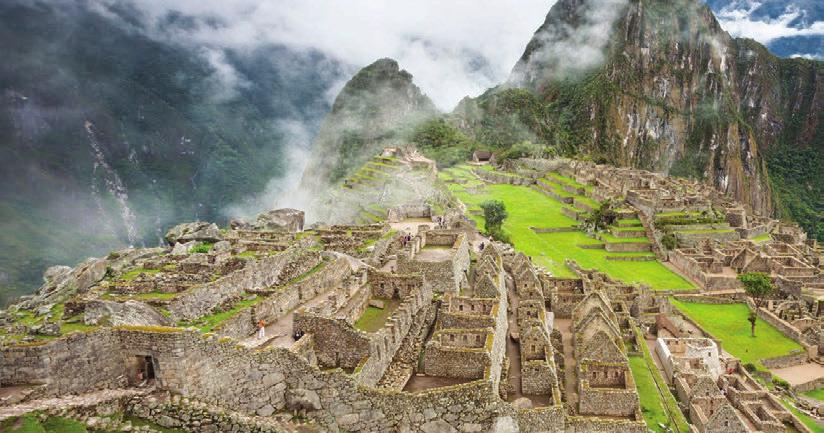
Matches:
[[441, 166, 693, 290], [779, 398, 824, 433], [670, 300, 803, 369], [751, 232, 772, 243], [354, 299, 400, 333], [804, 389, 824, 402], [1, 414, 87, 433], [629, 356, 689, 433], [479, 200, 509, 243], [738, 272, 775, 309], [412, 118, 476, 167], [190, 242, 214, 254], [767, 143, 823, 243], [119, 268, 160, 281], [584, 200, 618, 231], [661, 233, 678, 250], [186, 296, 261, 333]]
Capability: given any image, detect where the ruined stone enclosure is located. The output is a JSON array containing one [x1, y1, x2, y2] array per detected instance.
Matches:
[[2, 153, 822, 433]]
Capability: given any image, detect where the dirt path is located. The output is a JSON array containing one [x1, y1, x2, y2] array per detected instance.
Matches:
[[0, 387, 152, 421]]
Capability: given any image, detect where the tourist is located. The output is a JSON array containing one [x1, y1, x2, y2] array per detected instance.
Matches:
[[479, 242, 485, 251], [257, 319, 266, 339]]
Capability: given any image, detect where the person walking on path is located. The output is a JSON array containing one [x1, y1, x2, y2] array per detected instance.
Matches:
[[257, 319, 266, 339]]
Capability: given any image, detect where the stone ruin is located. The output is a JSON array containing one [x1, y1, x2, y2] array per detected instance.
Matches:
[[1, 153, 821, 433]]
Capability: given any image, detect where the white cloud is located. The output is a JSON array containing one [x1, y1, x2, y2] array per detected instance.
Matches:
[[96, 0, 556, 111], [715, 1, 824, 44]]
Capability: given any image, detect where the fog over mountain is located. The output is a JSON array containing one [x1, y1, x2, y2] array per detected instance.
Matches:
[[0, 0, 819, 303]]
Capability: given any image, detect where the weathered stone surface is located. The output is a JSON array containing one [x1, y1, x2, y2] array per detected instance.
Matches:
[[252, 208, 305, 232], [164, 221, 222, 245], [84, 300, 172, 327], [286, 388, 321, 411], [421, 419, 458, 433], [21, 258, 108, 310]]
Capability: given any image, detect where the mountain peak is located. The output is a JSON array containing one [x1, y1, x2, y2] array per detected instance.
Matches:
[[300, 58, 437, 194]]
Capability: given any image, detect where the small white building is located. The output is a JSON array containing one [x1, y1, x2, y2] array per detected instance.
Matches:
[[655, 337, 722, 382]]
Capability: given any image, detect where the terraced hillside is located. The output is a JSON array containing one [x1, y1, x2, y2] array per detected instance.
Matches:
[[440, 165, 694, 291]]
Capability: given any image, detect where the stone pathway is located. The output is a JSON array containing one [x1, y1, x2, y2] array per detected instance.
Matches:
[[554, 318, 579, 410], [0, 387, 152, 421]]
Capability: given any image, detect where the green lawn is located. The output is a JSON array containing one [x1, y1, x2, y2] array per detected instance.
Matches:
[[751, 232, 772, 243], [354, 299, 400, 332], [442, 167, 694, 290], [804, 388, 824, 402], [780, 398, 824, 433], [630, 356, 688, 433], [670, 300, 804, 368]]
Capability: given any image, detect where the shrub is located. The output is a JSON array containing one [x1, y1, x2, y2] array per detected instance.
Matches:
[[488, 227, 512, 245], [772, 376, 790, 389], [190, 242, 214, 254], [480, 200, 508, 234], [743, 362, 757, 373]]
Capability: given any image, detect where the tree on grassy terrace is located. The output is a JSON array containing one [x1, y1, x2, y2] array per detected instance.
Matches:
[[585, 200, 618, 231], [661, 233, 678, 250], [480, 200, 510, 243], [739, 272, 774, 336], [738, 272, 774, 308]]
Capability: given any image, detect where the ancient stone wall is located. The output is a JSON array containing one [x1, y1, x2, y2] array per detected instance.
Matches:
[[565, 416, 647, 433], [292, 314, 370, 370], [2, 327, 567, 432], [168, 247, 321, 321], [355, 283, 433, 386], [512, 407, 565, 433], [0, 329, 126, 399], [367, 269, 423, 299], [577, 383, 639, 418]]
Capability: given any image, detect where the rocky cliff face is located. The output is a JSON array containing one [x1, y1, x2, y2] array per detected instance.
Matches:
[[300, 59, 438, 191], [456, 0, 822, 237]]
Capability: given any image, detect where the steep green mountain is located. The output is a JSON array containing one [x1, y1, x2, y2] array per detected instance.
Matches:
[[0, 0, 339, 303], [300, 58, 438, 193], [452, 0, 822, 240]]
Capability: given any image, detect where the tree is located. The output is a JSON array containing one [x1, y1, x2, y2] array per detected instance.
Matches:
[[739, 272, 774, 337], [747, 311, 757, 337], [738, 272, 774, 308], [480, 200, 508, 242], [585, 200, 618, 231], [661, 233, 678, 250]]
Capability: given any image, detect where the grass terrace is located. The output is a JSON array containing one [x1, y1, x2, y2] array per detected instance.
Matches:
[[354, 299, 400, 333], [804, 389, 824, 402], [598, 232, 651, 244], [751, 232, 772, 243], [119, 267, 160, 281], [629, 356, 689, 433], [440, 165, 694, 291], [670, 300, 804, 369], [184, 295, 261, 333], [780, 399, 824, 433]]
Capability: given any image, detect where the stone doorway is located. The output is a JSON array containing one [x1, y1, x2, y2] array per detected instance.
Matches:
[[128, 355, 156, 385]]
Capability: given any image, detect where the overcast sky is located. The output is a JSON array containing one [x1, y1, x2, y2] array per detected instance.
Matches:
[[98, 0, 822, 110]]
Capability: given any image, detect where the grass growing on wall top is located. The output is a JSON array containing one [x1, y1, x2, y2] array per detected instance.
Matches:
[[670, 299, 803, 369]]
